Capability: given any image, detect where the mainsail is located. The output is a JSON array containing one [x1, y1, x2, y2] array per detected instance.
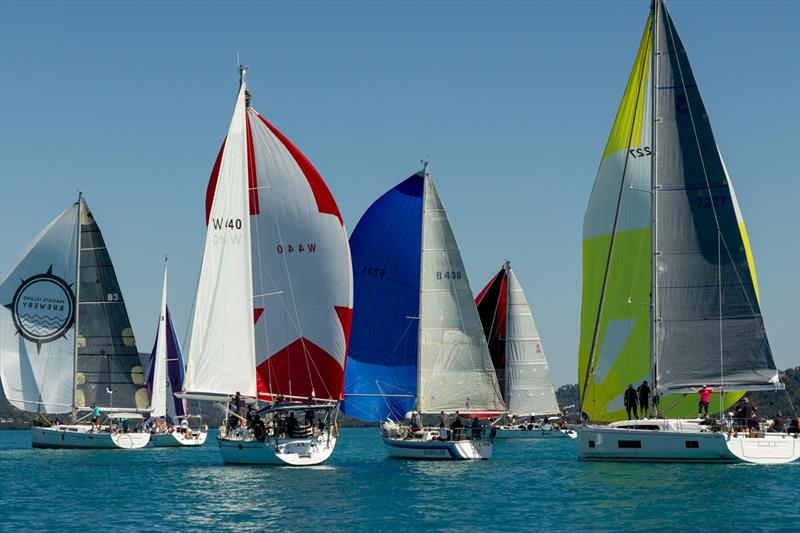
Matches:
[[0, 197, 147, 414], [343, 168, 504, 421], [476, 263, 560, 417], [652, 3, 777, 393], [184, 70, 353, 403], [579, 0, 777, 421], [74, 198, 146, 410]]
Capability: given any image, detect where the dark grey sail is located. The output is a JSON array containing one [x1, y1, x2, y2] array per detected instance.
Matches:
[[75, 199, 147, 410], [652, 2, 778, 392]]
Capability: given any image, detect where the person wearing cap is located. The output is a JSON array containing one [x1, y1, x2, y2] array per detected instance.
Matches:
[[692, 385, 713, 417], [409, 411, 420, 432]]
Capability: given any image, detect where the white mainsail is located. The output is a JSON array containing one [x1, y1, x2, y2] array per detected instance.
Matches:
[[505, 267, 560, 416], [183, 81, 257, 398], [0, 204, 79, 413], [418, 170, 505, 414], [149, 263, 169, 418]]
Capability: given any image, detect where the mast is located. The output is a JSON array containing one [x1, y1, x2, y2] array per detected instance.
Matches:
[[71, 191, 83, 422], [650, 0, 660, 413], [415, 161, 429, 413], [503, 260, 511, 409]]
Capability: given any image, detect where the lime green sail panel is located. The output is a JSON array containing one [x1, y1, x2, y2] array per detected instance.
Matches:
[[579, 15, 653, 422]]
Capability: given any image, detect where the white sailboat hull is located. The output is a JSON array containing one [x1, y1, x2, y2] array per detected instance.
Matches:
[[578, 422, 800, 464], [218, 434, 337, 466], [31, 425, 151, 450], [150, 430, 208, 447], [495, 426, 577, 439], [383, 436, 492, 460]]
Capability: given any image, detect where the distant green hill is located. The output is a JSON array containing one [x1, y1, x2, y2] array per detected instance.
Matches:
[[747, 366, 800, 419]]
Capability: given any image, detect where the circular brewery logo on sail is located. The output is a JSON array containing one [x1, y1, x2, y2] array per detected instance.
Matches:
[[11, 269, 75, 345]]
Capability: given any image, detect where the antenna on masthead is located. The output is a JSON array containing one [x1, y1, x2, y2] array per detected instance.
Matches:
[[236, 51, 251, 107]]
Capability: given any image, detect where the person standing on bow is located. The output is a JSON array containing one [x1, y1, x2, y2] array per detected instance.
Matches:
[[637, 381, 651, 419], [624, 385, 639, 420], [692, 385, 713, 418]]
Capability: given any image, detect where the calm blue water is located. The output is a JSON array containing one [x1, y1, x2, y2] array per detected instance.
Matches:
[[1, 428, 797, 532]]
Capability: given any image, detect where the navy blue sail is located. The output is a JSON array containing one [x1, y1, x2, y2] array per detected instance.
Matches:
[[342, 174, 423, 421]]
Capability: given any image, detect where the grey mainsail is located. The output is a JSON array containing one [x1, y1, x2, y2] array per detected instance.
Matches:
[[652, 3, 778, 392]]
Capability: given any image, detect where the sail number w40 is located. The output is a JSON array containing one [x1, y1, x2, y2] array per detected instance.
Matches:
[[276, 243, 317, 254], [211, 218, 242, 230]]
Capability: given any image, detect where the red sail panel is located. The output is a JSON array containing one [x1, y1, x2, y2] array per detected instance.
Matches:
[[204, 138, 226, 225], [246, 108, 353, 402], [475, 268, 508, 401], [255, 113, 344, 225]]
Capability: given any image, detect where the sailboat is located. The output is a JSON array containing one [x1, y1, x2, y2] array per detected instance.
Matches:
[[577, 0, 799, 463], [343, 166, 506, 460], [145, 259, 207, 447], [475, 261, 576, 439], [1, 194, 151, 449], [179, 66, 353, 466]]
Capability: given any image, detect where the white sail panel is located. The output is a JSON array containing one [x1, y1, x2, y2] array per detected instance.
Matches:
[[0, 204, 79, 413], [247, 109, 353, 401], [184, 83, 257, 398], [418, 174, 505, 413], [149, 265, 168, 418], [506, 268, 560, 416]]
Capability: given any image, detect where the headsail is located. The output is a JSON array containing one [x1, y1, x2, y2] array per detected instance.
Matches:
[[246, 107, 353, 403], [0, 203, 79, 413], [475, 267, 508, 399], [418, 172, 505, 414], [652, 2, 777, 393], [342, 174, 423, 421], [578, 12, 653, 421]]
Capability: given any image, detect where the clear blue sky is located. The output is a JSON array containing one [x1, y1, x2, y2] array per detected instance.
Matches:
[[1, 1, 798, 387]]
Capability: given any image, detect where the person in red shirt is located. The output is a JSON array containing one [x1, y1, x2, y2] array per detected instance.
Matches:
[[692, 385, 713, 417]]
